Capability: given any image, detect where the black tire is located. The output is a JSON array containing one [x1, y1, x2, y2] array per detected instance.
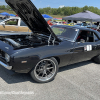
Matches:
[[30, 57, 58, 83], [93, 55, 100, 64]]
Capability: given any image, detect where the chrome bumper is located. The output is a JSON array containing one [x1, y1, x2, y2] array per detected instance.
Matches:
[[0, 61, 12, 70]]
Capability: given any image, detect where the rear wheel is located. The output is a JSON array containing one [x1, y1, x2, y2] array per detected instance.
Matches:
[[30, 57, 58, 83]]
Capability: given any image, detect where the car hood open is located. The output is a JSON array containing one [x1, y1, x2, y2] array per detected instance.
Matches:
[[5, 0, 59, 41]]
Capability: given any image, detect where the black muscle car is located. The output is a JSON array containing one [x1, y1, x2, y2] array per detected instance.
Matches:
[[0, 0, 100, 83]]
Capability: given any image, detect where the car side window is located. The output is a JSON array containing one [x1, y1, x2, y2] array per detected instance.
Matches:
[[94, 33, 99, 42], [5, 19, 18, 25], [20, 21, 27, 26], [76, 30, 94, 42]]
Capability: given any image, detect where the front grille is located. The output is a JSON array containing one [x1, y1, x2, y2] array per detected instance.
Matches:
[[0, 49, 10, 68], [0, 49, 5, 59], [0, 50, 5, 57]]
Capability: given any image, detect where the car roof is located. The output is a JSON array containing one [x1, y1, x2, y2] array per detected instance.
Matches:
[[9, 17, 20, 19], [52, 25, 96, 31]]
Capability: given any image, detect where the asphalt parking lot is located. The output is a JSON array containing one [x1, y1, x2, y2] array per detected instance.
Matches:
[[0, 60, 100, 100]]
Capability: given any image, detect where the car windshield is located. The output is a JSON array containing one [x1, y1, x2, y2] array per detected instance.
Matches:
[[51, 26, 78, 41]]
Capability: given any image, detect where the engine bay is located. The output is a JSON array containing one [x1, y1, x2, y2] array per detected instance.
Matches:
[[0, 34, 59, 49]]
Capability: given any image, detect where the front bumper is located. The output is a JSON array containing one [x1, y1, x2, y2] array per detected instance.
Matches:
[[0, 60, 12, 70], [0, 48, 12, 70]]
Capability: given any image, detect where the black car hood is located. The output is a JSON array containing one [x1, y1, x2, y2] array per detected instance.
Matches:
[[5, 0, 59, 41]]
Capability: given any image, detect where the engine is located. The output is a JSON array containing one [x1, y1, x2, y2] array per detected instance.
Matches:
[[1, 34, 49, 49]]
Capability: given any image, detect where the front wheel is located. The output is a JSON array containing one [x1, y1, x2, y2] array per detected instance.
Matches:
[[30, 57, 58, 83]]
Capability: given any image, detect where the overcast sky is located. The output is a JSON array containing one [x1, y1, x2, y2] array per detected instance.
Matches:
[[0, 0, 100, 9]]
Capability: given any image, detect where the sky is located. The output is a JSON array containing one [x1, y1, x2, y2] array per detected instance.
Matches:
[[0, 0, 100, 9]]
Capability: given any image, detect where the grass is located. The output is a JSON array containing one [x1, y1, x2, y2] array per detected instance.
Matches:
[[0, 10, 16, 14], [7, 21, 17, 25]]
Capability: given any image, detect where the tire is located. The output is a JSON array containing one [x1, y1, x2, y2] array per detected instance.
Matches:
[[30, 57, 58, 83], [93, 55, 100, 64]]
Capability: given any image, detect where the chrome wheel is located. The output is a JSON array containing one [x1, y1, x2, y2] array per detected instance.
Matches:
[[34, 59, 56, 81], [30, 57, 58, 83]]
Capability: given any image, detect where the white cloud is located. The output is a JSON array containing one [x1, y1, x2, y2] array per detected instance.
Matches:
[[59, 5, 65, 8], [46, 5, 50, 7]]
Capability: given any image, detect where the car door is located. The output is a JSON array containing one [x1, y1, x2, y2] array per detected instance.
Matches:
[[18, 20, 31, 32], [70, 30, 98, 64], [0, 18, 18, 32]]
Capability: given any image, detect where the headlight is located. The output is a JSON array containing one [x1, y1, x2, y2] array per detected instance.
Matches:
[[5, 53, 10, 62]]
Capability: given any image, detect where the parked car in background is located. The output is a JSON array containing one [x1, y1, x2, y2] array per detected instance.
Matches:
[[54, 21, 64, 25], [74, 23, 88, 27], [63, 21, 67, 25], [0, 15, 6, 20], [0, 17, 31, 32], [0, 16, 54, 32], [67, 23, 74, 26], [87, 24, 97, 29], [47, 20, 55, 26], [74, 23, 100, 32], [88, 25, 100, 32]]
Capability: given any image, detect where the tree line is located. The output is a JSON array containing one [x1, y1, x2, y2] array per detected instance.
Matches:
[[39, 5, 100, 16], [0, 5, 100, 16], [0, 5, 11, 10]]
